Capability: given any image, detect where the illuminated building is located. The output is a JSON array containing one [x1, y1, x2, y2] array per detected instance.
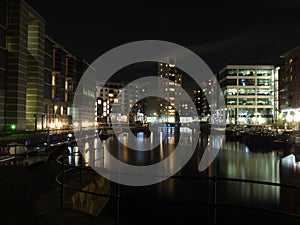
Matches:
[[4, 0, 46, 131], [217, 65, 279, 125], [193, 78, 215, 122], [279, 46, 300, 130], [0, 0, 89, 132], [193, 87, 210, 122], [0, 0, 6, 133], [158, 58, 182, 123], [96, 81, 146, 124], [179, 100, 195, 124], [44, 36, 89, 130]]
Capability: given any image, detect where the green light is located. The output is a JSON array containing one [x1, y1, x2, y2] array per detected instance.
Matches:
[[10, 124, 16, 130]]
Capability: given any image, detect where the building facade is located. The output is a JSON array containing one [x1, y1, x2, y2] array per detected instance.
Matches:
[[5, 0, 46, 131], [193, 87, 210, 122], [158, 60, 182, 123], [96, 81, 147, 125], [218, 65, 279, 125], [279, 46, 300, 129], [0, 0, 7, 134], [0, 0, 89, 133]]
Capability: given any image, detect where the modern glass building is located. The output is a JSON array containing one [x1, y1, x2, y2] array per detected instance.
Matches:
[[217, 65, 279, 125]]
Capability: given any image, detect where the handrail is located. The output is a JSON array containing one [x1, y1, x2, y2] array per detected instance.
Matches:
[[55, 154, 300, 225]]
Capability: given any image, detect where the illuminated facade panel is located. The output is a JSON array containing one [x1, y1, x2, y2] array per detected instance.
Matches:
[[218, 65, 278, 125]]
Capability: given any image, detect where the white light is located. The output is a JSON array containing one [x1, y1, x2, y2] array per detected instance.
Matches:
[[295, 114, 300, 122], [257, 116, 265, 124], [49, 122, 55, 129], [286, 114, 293, 122]]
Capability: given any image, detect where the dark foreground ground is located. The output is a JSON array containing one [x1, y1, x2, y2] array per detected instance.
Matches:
[[0, 161, 116, 225]]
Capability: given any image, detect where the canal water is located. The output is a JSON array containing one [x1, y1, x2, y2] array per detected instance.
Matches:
[[67, 127, 300, 224]]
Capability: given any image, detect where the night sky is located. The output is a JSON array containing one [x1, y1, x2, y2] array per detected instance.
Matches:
[[26, 1, 300, 93]]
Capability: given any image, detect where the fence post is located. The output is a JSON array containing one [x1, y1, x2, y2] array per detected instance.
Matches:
[[212, 176, 217, 225], [60, 155, 65, 209]]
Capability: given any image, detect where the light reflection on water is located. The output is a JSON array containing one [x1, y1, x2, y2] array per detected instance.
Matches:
[[69, 128, 300, 213]]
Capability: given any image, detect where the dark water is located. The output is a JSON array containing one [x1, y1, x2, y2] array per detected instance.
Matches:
[[68, 128, 300, 224]]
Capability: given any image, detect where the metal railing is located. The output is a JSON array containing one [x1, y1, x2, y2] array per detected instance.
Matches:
[[56, 153, 300, 225]]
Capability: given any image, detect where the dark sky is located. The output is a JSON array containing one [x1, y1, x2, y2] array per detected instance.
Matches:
[[26, 1, 300, 93]]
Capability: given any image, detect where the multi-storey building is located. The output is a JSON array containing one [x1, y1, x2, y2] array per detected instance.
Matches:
[[279, 46, 300, 129], [0, 0, 89, 132], [43, 36, 89, 130], [193, 87, 210, 122], [218, 65, 279, 125], [96, 81, 146, 124], [0, 0, 7, 134], [5, 0, 46, 131], [158, 59, 182, 123]]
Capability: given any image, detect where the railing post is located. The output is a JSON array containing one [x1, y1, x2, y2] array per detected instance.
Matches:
[[14, 145, 17, 166], [60, 155, 65, 209], [212, 176, 217, 225]]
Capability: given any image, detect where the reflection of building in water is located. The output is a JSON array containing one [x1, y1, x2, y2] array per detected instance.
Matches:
[[158, 58, 182, 123], [207, 140, 280, 207], [280, 154, 300, 215]]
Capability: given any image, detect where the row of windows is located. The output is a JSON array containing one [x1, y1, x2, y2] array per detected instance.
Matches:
[[223, 78, 273, 86], [226, 69, 273, 76], [226, 98, 274, 106], [225, 88, 273, 96], [227, 108, 274, 115]]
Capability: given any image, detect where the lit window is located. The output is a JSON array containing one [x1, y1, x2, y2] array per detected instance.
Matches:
[[52, 75, 55, 86]]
